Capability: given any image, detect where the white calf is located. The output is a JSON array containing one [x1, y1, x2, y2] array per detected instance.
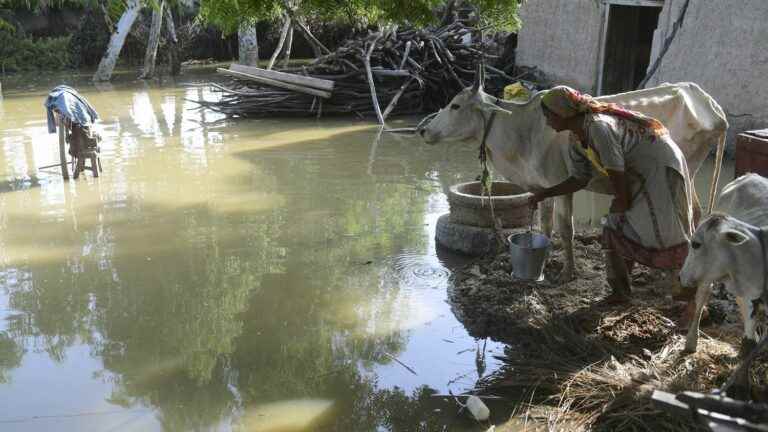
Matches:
[[681, 173, 768, 352]]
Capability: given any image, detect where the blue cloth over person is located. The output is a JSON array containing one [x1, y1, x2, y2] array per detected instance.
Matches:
[[44, 85, 99, 133]]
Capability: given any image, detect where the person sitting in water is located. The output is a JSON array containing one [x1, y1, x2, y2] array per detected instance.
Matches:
[[527, 86, 697, 317]]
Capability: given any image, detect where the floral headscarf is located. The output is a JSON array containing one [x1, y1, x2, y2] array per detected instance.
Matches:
[[541, 86, 668, 137]]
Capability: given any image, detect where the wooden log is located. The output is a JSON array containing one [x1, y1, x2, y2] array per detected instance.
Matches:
[[268, 16, 291, 71], [652, 390, 768, 432], [371, 69, 411, 77], [282, 24, 294, 69], [281, 2, 330, 56], [228, 64, 334, 92], [383, 76, 415, 120], [218, 68, 332, 99], [363, 33, 385, 125], [399, 41, 412, 70], [56, 114, 69, 180]]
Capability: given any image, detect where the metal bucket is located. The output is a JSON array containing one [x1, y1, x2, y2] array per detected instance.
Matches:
[[508, 232, 551, 281]]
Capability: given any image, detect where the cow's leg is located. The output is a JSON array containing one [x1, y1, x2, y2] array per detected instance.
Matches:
[[555, 193, 575, 282], [540, 197, 554, 238], [684, 282, 713, 353], [736, 296, 759, 356]]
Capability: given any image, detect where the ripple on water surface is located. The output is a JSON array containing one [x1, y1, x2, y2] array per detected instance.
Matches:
[[390, 250, 451, 289]]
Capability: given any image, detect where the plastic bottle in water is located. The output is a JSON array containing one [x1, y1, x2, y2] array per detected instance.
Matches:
[[466, 395, 490, 421]]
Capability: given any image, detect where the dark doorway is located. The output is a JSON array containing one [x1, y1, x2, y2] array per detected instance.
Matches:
[[600, 4, 662, 95]]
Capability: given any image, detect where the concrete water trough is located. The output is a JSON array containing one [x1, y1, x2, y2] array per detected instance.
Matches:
[[436, 181, 535, 256]]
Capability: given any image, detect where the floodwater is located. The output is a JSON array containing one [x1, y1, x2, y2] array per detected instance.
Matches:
[[0, 68, 512, 432], [0, 68, 733, 432]]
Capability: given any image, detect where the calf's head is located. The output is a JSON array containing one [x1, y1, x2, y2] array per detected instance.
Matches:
[[680, 214, 763, 292]]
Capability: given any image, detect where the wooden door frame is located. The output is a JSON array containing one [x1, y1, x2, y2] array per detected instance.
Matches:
[[595, 0, 664, 95]]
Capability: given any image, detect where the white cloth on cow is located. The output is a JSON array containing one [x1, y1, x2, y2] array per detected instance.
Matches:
[[569, 113, 694, 269]]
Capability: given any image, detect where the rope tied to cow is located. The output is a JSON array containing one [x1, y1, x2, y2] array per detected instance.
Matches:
[[478, 110, 508, 251]]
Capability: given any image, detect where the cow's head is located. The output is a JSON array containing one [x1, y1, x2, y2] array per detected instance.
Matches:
[[419, 64, 511, 145], [680, 214, 763, 294]]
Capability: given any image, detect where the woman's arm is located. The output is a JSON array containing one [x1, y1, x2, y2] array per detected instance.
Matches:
[[528, 176, 590, 207], [607, 169, 630, 213]]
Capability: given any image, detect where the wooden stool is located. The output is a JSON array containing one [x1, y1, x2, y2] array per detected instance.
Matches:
[[73, 150, 101, 179]]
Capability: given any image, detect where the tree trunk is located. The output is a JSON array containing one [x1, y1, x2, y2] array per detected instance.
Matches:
[[281, 2, 329, 58], [267, 16, 291, 70], [140, 0, 165, 79], [281, 24, 294, 69], [238, 23, 260, 66], [164, 6, 181, 76], [93, 0, 141, 82]]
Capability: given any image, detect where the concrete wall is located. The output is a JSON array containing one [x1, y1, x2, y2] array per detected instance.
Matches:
[[516, 0, 604, 93], [647, 0, 768, 143]]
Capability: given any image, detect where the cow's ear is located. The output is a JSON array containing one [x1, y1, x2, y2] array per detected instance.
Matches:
[[722, 229, 749, 245]]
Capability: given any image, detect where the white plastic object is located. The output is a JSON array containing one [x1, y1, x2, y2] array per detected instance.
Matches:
[[465, 395, 490, 421]]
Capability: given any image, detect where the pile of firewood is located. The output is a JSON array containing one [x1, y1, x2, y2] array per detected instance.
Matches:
[[194, 22, 526, 122]]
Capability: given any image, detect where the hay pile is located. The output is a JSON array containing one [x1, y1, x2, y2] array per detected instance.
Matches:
[[448, 231, 767, 431]]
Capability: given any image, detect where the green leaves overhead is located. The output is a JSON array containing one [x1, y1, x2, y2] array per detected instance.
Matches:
[[199, 0, 522, 34]]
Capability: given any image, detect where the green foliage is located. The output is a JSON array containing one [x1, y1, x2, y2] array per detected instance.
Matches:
[[200, 0, 522, 34], [68, 6, 111, 67], [0, 0, 92, 11], [473, 0, 522, 31], [0, 22, 71, 72]]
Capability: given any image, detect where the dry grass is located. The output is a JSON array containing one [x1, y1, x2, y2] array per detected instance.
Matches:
[[485, 314, 740, 431], [453, 232, 767, 431]]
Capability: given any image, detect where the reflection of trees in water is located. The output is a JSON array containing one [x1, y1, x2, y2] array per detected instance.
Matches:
[[0, 123, 480, 430], [0, 332, 23, 383]]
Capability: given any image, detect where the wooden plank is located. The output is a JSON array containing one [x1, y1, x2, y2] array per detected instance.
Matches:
[[229, 63, 334, 92], [677, 392, 768, 424], [56, 114, 69, 180], [652, 390, 768, 432], [371, 69, 411, 77], [218, 68, 332, 99]]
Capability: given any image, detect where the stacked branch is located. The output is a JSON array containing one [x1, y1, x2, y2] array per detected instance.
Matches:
[[194, 22, 515, 122]]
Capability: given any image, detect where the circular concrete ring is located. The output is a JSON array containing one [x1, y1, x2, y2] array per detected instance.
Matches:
[[447, 181, 533, 228], [436, 214, 520, 256]]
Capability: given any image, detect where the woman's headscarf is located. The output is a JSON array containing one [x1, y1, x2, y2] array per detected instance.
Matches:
[[541, 85, 668, 136]]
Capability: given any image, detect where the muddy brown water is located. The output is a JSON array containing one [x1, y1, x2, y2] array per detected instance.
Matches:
[[0, 68, 733, 431]]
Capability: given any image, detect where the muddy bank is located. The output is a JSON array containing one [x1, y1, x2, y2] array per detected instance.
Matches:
[[448, 230, 740, 344], [447, 231, 765, 430]]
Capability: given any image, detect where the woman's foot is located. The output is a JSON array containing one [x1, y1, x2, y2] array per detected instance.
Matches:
[[603, 292, 631, 305]]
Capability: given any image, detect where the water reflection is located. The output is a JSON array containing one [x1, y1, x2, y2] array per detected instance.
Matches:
[[0, 70, 501, 431]]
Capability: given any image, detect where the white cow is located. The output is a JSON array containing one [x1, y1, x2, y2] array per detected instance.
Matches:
[[421, 80, 728, 281], [681, 173, 768, 353]]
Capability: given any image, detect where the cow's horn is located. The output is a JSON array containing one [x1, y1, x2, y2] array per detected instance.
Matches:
[[472, 61, 483, 92]]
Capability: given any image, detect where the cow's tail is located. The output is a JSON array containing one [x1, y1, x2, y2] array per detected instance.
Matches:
[[706, 132, 727, 215]]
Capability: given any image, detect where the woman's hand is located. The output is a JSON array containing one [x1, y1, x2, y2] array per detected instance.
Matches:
[[527, 191, 545, 209], [609, 197, 629, 214]]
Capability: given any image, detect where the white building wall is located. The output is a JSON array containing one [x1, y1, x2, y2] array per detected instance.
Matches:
[[516, 0, 604, 93]]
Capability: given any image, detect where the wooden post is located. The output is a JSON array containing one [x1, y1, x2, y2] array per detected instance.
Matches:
[[56, 114, 69, 180]]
